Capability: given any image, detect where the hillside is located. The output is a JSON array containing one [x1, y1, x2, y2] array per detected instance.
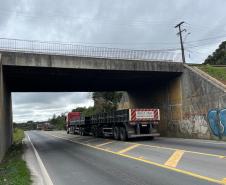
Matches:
[[198, 65, 226, 85]]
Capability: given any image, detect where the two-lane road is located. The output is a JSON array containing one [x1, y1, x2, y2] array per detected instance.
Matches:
[[26, 131, 226, 185]]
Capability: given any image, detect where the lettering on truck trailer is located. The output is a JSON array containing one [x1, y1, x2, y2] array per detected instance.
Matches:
[[130, 109, 160, 121], [136, 111, 154, 119]]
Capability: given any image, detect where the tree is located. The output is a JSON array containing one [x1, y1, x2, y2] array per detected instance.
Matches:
[[49, 113, 66, 130], [204, 41, 226, 65], [92, 92, 123, 112], [72, 107, 86, 113], [72, 106, 96, 116], [70, 92, 123, 117]]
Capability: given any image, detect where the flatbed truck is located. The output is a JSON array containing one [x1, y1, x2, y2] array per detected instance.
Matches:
[[66, 108, 160, 141]]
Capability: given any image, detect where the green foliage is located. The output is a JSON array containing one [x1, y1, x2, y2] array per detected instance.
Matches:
[[71, 92, 123, 116], [204, 41, 226, 65], [72, 106, 96, 117], [49, 113, 66, 130], [72, 107, 87, 113], [0, 129, 31, 185], [92, 92, 123, 113], [13, 128, 25, 145], [198, 65, 226, 83], [14, 122, 37, 131]]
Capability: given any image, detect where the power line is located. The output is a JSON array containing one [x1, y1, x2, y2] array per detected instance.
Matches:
[[185, 40, 221, 49], [187, 49, 212, 56], [185, 34, 226, 44]]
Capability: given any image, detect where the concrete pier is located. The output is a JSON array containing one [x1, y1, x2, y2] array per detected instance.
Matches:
[[0, 54, 13, 161]]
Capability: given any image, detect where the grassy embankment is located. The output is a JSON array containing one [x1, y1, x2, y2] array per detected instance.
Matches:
[[198, 65, 226, 85], [0, 128, 31, 185]]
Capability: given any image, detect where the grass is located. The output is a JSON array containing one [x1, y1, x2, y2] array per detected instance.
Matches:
[[0, 128, 32, 185], [198, 65, 226, 84]]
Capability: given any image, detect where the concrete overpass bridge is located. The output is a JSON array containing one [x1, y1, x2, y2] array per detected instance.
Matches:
[[0, 38, 225, 161]]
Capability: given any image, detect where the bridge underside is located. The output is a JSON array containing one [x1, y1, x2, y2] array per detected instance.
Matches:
[[0, 51, 184, 161], [4, 65, 180, 92], [2, 52, 226, 162]]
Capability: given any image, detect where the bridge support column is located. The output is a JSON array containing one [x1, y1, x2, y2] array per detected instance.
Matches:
[[0, 54, 12, 161], [118, 77, 183, 136]]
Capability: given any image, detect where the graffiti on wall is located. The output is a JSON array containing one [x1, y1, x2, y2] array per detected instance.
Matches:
[[207, 108, 226, 138], [179, 114, 209, 137]]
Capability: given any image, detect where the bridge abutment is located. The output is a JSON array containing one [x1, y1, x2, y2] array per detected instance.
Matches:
[[0, 54, 12, 161], [119, 66, 226, 140], [118, 76, 182, 136]]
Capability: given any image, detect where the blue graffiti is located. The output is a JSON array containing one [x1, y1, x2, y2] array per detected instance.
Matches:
[[207, 108, 226, 138]]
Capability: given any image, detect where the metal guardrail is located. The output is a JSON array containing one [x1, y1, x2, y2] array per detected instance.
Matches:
[[0, 38, 182, 62]]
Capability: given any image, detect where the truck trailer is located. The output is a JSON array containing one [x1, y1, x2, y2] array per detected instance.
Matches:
[[66, 108, 160, 141]]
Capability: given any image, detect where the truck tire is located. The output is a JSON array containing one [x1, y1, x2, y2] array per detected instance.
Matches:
[[81, 130, 85, 136], [120, 127, 127, 141], [92, 128, 98, 137], [81, 128, 86, 136], [113, 127, 120, 140], [79, 130, 82, 136], [91, 128, 96, 137]]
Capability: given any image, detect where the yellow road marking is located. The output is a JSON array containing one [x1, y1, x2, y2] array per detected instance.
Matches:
[[165, 150, 185, 167], [219, 156, 226, 159], [51, 132, 226, 159], [83, 138, 100, 143], [46, 133, 224, 185], [50, 132, 226, 159], [127, 142, 226, 159], [222, 178, 226, 184], [96, 141, 114, 147], [117, 144, 140, 154]]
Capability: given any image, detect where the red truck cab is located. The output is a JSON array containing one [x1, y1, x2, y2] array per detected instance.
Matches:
[[66, 112, 81, 134]]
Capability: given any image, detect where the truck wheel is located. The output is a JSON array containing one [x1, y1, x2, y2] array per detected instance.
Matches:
[[92, 128, 98, 137], [79, 128, 84, 136], [113, 127, 120, 140], [81, 131, 85, 136], [94, 130, 99, 137], [120, 127, 127, 141], [81, 129, 85, 136], [91, 128, 96, 137]]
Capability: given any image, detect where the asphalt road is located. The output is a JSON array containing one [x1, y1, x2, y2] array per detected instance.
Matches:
[[26, 131, 226, 185], [136, 137, 226, 156]]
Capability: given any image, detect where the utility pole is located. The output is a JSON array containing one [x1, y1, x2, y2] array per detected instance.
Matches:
[[175, 21, 186, 63]]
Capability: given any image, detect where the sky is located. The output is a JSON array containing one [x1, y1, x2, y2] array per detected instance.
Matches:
[[1, 0, 226, 122]]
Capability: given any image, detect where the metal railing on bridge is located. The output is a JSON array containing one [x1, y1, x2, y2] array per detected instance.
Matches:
[[0, 38, 182, 62]]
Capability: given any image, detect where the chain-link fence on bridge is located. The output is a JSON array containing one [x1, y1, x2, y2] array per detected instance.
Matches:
[[0, 38, 182, 62]]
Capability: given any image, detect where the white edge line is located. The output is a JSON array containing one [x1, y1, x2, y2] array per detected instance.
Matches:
[[26, 133, 54, 185]]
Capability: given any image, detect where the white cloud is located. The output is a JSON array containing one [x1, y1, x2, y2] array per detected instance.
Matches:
[[12, 92, 94, 123], [1, 0, 226, 122]]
